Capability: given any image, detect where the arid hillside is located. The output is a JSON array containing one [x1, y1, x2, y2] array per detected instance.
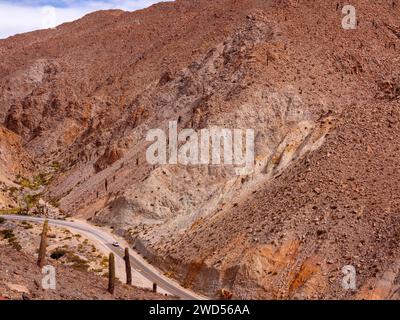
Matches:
[[1, 0, 400, 299], [0, 244, 169, 300]]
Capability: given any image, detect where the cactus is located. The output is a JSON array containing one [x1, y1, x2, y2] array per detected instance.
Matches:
[[124, 248, 132, 285], [108, 253, 115, 294], [37, 220, 48, 268], [153, 282, 157, 293]]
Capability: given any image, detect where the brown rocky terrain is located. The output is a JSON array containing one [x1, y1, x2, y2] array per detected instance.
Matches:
[[0, 217, 173, 300], [0, 219, 112, 275], [1, 0, 400, 299], [0, 244, 169, 300]]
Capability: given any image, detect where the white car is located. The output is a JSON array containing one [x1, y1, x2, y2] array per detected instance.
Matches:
[[112, 241, 120, 247]]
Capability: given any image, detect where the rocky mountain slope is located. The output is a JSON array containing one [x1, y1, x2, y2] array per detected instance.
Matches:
[[0, 125, 33, 209], [1, 0, 400, 299]]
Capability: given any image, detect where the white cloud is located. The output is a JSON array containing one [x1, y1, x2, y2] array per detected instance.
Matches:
[[0, 0, 164, 39]]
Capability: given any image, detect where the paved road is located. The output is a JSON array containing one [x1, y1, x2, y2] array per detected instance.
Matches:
[[2, 215, 203, 300]]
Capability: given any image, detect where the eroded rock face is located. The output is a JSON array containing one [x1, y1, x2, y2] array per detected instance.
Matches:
[[0, 126, 32, 177], [0, 125, 33, 209], [1, 0, 400, 299], [94, 144, 127, 173]]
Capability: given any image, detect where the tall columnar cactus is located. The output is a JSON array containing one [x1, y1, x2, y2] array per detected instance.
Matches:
[[153, 282, 157, 293], [124, 248, 132, 285], [108, 253, 115, 294], [37, 220, 48, 268]]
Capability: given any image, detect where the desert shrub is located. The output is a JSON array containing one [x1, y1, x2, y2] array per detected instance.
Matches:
[[51, 162, 61, 170], [100, 256, 109, 268], [8, 186, 18, 194], [0, 229, 15, 239], [24, 194, 41, 209], [18, 173, 51, 190], [49, 198, 60, 208], [21, 221, 33, 229], [67, 254, 89, 271], [0, 229, 21, 251], [0, 217, 5, 224], [8, 237, 22, 251], [19, 177, 34, 189], [0, 207, 24, 215], [34, 173, 50, 187]]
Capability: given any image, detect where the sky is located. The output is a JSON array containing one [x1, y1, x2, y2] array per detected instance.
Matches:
[[0, 0, 164, 39]]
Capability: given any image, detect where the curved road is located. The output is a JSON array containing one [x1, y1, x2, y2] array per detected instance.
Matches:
[[2, 215, 204, 300]]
